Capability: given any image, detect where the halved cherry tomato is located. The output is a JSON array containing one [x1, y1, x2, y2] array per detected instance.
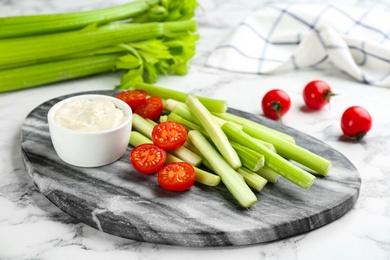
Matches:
[[134, 96, 163, 121], [261, 89, 291, 120], [341, 106, 372, 141], [116, 90, 147, 110], [303, 80, 335, 110], [157, 162, 195, 191], [130, 144, 167, 174], [152, 121, 187, 151]]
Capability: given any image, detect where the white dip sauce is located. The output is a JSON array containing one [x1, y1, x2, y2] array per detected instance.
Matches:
[[54, 98, 125, 132]]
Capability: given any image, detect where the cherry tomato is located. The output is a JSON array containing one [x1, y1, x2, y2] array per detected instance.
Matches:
[[341, 106, 372, 141], [261, 89, 291, 120], [134, 96, 163, 121], [115, 90, 147, 110], [157, 162, 195, 191], [152, 121, 187, 151], [130, 144, 167, 174], [303, 80, 335, 110]]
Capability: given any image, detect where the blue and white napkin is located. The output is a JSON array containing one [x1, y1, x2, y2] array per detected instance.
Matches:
[[206, 4, 390, 87]]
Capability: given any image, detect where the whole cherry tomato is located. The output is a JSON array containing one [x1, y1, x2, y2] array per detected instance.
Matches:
[[130, 144, 167, 174], [157, 162, 195, 191], [152, 121, 187, 151], [261, 89, 291, 120], [303, 80, 335, 110], [341, 106, 372, 141], [115, 90, 147, 110]]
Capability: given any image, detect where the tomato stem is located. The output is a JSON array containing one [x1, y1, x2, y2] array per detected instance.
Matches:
[[271, 101, 284, 123]]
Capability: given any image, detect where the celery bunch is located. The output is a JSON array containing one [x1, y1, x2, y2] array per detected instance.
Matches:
[[0, 0, 199, 93]]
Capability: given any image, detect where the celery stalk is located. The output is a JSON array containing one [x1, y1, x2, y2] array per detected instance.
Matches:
[[0, 0, 160, 38], [0, 21, 196, 69], [170, 101, 243, 130], [231, 141, 264, 172], [237, 168, 268, 192], [0, 54, 119, 92], [213, 112, 296, 144], [186, 95, 241, 169], [188, 130, 257, 208], [222, 123, 316, 189], [135, 83, 228, 113], [129, 131, 221, 186], [256, 166, 280, 184], [243, 123, 332, 176]]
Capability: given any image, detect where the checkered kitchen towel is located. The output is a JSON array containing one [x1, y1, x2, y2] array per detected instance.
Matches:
[[206, 4, 390, 87]]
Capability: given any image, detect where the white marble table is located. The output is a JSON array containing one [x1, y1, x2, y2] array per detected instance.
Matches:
[[1, 0, 390, 259]]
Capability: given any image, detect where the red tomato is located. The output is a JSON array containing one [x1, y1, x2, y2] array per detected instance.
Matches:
[[152, 121, 187, 151], [157, 162, 195, 191], [115, 90, 147, 110], [134, 96, 163, 121], [261, 89, 291, 120], [303, 80, 335, 110], [130, 144, 167, 174], [341, 106, 372, 141]]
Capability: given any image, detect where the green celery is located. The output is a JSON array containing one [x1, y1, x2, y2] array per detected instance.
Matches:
[[132, 114, 154, 139], [243, 123, 331, 176], [222, 123, 316, 189], [231, 141, 264, 172], [188, 130, 257, 208], [213, 112, 296, 144], [0, 21, 197, 69], [134, 83, 228, 113], [237, 167, 268, 192], [129, 131, 221, 186], [256, 166, 280, 184], [170, 101, 242, 129], [0, 54, 120, 93], [186, 95, 241, 169], [167, 112, 204, 133], [0, 0, 160, 38]]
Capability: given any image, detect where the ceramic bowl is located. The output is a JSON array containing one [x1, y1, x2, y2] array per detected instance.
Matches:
[[47, 94, 132, 167]]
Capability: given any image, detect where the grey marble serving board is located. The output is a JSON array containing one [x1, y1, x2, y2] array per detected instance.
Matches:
[[21, 90, 360, 247]]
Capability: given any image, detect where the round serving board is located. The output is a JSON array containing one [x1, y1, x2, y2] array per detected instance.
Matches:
[[21, 90, 360, 247]]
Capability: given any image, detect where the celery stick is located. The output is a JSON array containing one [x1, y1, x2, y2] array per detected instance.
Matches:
[[231, 141, 264, 172], [159, 115, 168, 122], [213, 112, 296, 144], [0, 0, 160, 38], [188, 130, 257, 208], [222, 123, 316, 189], [171, 102, 243, 130], [167, 112, 205, 133], [243, 123, 331, 176], [186, 95, 241, 169], [129, 131, 153, 146], [237, 167, 268, 192], [132, 113, 202, 166], [132, 114, 154, 139], [164, 98, 182, 111], [256, 166, 280, 184], [129, 131, 220, 186], [135, 83, 228, 113]]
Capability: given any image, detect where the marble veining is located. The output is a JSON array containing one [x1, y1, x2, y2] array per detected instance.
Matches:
[[1, 0, 390, 259], [20, 90, 360, 247]]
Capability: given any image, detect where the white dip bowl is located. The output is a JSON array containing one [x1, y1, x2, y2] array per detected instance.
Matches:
[[47, 94, 132, 167]]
